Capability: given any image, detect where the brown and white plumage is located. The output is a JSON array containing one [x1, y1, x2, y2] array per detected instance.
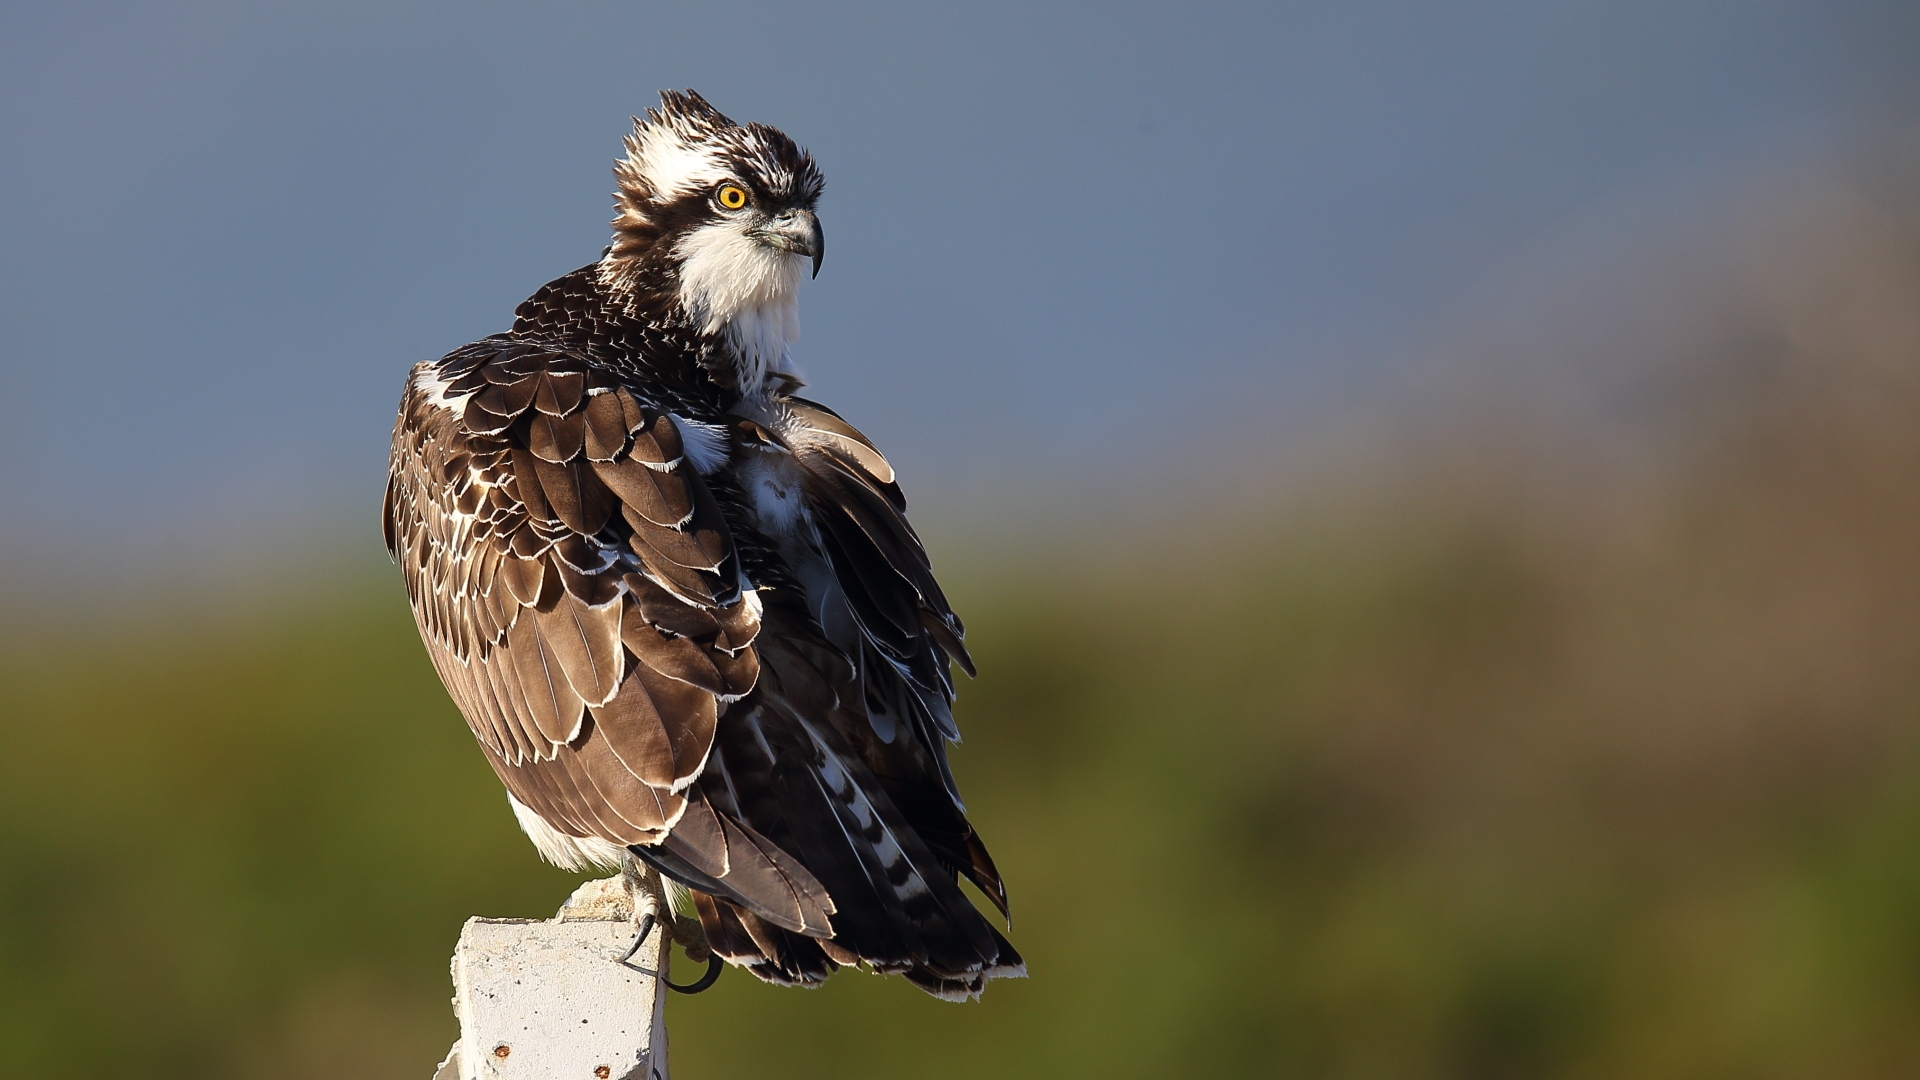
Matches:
[[384, 90, 1021, 999]]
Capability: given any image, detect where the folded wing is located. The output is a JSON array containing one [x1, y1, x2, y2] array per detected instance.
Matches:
[[385, 337, 830, 934]]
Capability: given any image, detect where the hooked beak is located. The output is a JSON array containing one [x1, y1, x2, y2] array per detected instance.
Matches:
[[753, 209, 824, 278]]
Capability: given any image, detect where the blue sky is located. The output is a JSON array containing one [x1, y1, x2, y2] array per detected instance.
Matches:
[[1, 0, 1914, 568]]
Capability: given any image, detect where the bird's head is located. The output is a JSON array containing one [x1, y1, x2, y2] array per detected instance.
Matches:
[[603, 90, 824, 340]]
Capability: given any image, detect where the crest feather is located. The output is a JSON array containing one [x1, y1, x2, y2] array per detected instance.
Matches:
[[606, 90, 825, 267]]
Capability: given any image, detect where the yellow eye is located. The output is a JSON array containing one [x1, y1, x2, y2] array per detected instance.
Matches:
[[716, 183, 748, 210]]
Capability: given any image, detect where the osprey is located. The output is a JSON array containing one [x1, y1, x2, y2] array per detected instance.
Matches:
[[384, 90, 1022, 999]]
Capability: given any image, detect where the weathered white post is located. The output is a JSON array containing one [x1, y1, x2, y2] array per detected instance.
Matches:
[[432, 862, 693, 1080]]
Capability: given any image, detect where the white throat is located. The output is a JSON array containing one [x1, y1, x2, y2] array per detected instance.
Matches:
[[673, 220, 806, 398]]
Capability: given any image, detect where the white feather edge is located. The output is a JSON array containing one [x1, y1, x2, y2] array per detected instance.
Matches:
[[668, 412, 732, 474], [410, 360, 473, 413]]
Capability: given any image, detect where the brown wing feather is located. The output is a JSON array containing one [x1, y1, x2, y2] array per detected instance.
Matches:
[[386, 340, 759, 865], [530, 591, 623, 707], [587, 667, 681, 789]]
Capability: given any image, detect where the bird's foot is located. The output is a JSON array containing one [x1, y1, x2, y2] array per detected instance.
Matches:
[[616, 852, 724, 993]]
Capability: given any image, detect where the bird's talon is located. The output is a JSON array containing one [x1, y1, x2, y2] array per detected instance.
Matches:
[[617, 913, 655, 965], [665, 953, 725, 994]]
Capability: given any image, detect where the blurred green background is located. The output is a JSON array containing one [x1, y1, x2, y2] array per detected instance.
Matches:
[[4, 158, 1920, 1078]]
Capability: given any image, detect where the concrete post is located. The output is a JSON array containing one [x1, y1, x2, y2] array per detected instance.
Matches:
[[433, 874, 672, 1080]]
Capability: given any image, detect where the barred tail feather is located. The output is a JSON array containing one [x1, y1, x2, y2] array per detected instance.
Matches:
[[638, 686, 1022, 998]]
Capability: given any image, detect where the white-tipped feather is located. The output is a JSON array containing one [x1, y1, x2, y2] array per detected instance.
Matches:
[[668, 412, 732, 474], [410, 362, 473, 414]]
